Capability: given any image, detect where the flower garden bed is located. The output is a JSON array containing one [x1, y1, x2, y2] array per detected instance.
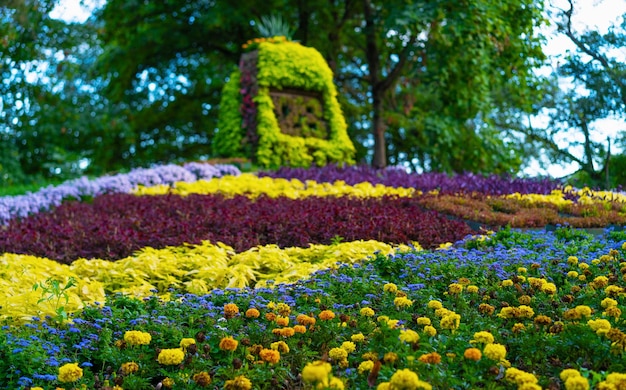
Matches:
[[1, 163, 625, 389]]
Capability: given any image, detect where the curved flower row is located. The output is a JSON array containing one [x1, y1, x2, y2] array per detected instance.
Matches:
[[0, 162, 241, 225], [0, 240, 419, 322]]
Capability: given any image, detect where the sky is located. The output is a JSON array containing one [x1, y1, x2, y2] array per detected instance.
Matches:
[[48, 0, 626, 179]]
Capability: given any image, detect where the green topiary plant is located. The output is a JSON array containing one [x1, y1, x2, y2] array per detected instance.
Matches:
[[212, 35, 355, 169]]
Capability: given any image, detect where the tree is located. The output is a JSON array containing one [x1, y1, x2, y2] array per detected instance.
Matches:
[[0, 0, 107, 183], [523, 0, 626, 188]]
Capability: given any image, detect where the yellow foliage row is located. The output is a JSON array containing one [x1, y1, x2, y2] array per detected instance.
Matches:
[[505, 187, 626, 207], [1, 240, 421, 323], [133, 173, 419, 198]]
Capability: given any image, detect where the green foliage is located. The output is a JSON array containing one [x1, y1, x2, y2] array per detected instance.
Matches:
[[256, 14, 294, 39], [32, 276, 77, 323], [212, 69, 246, 158]]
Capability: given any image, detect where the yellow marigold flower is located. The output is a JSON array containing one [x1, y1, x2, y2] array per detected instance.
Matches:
[[604, 306, 622, 319], [362, 351, 378, 361], [302, 361, 332, 384], [394, 296, 413, 309], [518, 267, 527, 274], [564, 309, 582, 320], [441, 313, 461, 330], [120, 361, 139, 375], [427, 300, 443, 310], [360, 307, 375, 317], [416, 317, 431, 326], [358, 360, 375, 374], [483, 343, 507, 361], [162, 377, 175, 388], [276, 316, 289, 326], [266, 301, 276, 310], [341, 341, 356, 353], [592, 259, 601, 265], [399, 329, 420, 344], [466, 285, 479, 294], [58, 363, 83, 383], [123, 330, 152, 346], [294, 325, 307, 333], [319, 310, 336, 321], [435, 307, 451, 318], [193, 371, 212, 387], [245, 308, 260, 318], [579, 263, 590, 270], [329, 347, 348, 362], [328, 376, 345, 389], [449, 283, 464, 294], [605, 372, 626, 386], [386, 319, 400, 329], [351, 333, 366, 343], [424, 325, 437, 337], [384, 283, 398, 293], [458, 277, 471, 285], [471, 331, 495, 344], [512, 323, 526, 333], [501, 279, 514, 287], [518, 305, 535, 318], [579, 275, 587, 281], [219, 337, 239, 352], [463, 348, 482, 361], [568, 256, 579, 265], [588, 318, 612, 335], [384, 352, 399, 364], [270, 340, 289, 353], [534, 315, 552, 326], [418, 352, 441, 364], [157, 348, 185, 365], [31, 388, 44, 390], [518, 295, 532, 305], [593, 276, 609, 288], [389, 369, 420, 389], [478, 303, 495, 316], [541, 282, 557, 294], [559, 368, 582, 382], [605, 285, 624, 296], [259, 348, 280, 364], [529, 277, 546, 289], [567, 271, 579, 278], [517, 275, 526, 283], [377, 382, 391, 390], [224, 375, 252, 390], [179, 338, 196, 350], [602, 298, 618, 308], [498, 306, 518, 319], [224, 303, 239, 318], [276, 302, 291, 316], [565, 375, 590, 390], [575, 305, 593, 318]]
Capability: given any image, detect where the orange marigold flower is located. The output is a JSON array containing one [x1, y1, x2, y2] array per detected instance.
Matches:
[[464, 348, 482, 361], [319, 310, 336, 321], [224, 375, 252, 390], [219, 337, 239, 352], [224, 303, 240, 319], [293, 325, 307, 333], [276, 316, 289, 326], [245, 308, 260, 318], [296, 314, 316, 326], [418, 352, 441, 364], [265, 312, 277, 321], [259, 348, 281, 364]]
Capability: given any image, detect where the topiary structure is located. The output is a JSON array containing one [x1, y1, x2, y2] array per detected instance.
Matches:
[[213, 37, 355, 169]]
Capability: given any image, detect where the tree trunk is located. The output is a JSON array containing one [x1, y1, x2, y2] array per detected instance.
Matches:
[[371, 93, 386, 168]]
